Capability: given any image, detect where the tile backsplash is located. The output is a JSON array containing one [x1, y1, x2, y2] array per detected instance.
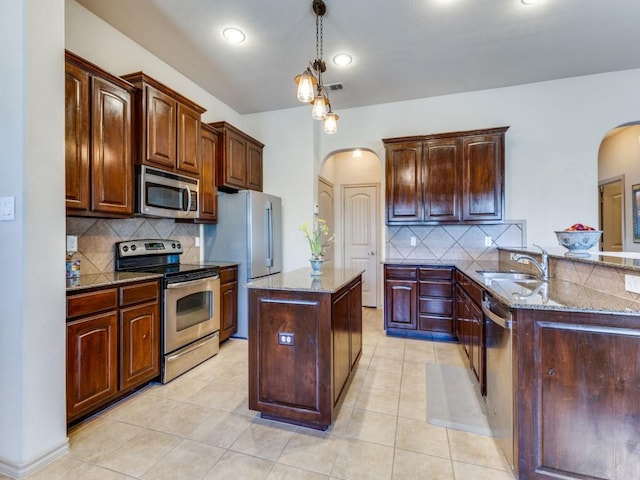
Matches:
[[66, 217, 200, 274], [386, 221, 526, 261]]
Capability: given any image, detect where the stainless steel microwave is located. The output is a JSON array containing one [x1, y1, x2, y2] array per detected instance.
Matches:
[[136, 165, 199, 219]]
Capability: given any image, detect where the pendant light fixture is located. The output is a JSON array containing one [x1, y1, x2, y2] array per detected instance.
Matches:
[[294, 0, 340, 134]]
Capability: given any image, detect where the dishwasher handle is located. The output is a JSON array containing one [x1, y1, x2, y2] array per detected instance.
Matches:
[[482, 296, 512, 329]]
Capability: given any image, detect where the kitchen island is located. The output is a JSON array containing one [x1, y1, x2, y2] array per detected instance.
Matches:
[[247, 267, 363, 430]]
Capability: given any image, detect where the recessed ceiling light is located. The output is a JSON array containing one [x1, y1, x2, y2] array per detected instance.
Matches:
[[222, 27, 246, 44], [333, 53, 353, 66]]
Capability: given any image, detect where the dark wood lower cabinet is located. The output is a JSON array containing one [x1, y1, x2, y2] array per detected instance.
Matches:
[[515, 308, 640, 479], [66, 311, 119, 421], [248, 274, 362, 430], [454, 270, 485, 392], [66, 280, 160, 424], [384, 265, 454, 339], [219, 265, 238, 342]]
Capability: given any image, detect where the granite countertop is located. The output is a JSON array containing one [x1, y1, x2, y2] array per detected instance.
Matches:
[[66, 260, 238, 292], [499, 246, 640, 273], [384, 258, 640, 316], [247, 267, 364, 293], [66, 271, 163, 292]]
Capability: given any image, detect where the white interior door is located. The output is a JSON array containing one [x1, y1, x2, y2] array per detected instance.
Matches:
[[318, 177, 335, 266], [343, 184, 379, 307]]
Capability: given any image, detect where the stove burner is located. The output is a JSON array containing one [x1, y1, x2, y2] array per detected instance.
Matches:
[[115, 239, 219, 284]]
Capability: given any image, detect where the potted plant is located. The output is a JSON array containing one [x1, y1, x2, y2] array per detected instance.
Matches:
[[300, 218, 333, 275]]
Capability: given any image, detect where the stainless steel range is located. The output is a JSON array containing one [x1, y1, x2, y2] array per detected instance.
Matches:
[[115, 239, 221, 383]]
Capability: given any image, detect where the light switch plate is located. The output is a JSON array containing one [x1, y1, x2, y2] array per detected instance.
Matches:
[[66, 235, 78, 253], [1, 196, 15, 221], [410, 236, 417, 247], [625, 274, 640, 294]]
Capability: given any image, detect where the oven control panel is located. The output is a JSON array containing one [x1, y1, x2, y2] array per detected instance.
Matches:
[[117, 239, 183, 258]]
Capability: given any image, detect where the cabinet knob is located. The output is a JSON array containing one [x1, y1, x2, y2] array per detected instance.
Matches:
[[548, 368, 555, 376]]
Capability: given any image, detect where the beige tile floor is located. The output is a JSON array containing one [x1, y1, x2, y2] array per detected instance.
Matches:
[[7, 308, 516, 480]]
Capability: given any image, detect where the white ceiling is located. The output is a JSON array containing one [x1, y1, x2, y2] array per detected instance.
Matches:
[[75, 0, 640, 115]]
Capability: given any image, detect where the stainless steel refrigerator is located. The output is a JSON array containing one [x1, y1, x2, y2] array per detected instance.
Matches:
[[203, 190, 282, 338]]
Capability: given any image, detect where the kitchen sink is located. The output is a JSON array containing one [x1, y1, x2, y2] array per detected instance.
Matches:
[[477, 270, 541, 282]]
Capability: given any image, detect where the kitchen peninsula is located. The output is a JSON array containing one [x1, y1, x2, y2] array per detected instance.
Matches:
[[247, 267, 363, 430]]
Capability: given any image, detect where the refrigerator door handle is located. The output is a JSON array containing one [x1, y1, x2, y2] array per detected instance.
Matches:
[[265, 202, 273, 267]]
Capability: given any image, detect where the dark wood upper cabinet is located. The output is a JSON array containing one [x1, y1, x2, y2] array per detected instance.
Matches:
[[384, 126, 508, 225], [177, 103, 202, 176], [385, 142, 423, 223], [461, 134, 504, 221], [122, 72, 205, 177], [145, 85, 176, 169], [90, 77, 133, 215], [65, 61, 90, 211], [423, 138, 460, 222], [65, 51, 135, 218], [196, 123, 220, 223], [210, 121, 264, 192]]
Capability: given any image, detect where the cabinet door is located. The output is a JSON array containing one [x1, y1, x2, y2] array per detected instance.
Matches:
[[119, 302, 159, 390], [177, 103, 201, 175], [519, 311, 640, 480], [246, 141, 263, 191], [349, 277, 363, 370], [220, 280, 238, 343], [423, 138, 460, 222], [91, 77, 133, 215], [469, 300, 483, 386], [385, 142, 423, 223], [145, 85, 177, 169], [67, 312, 118, 421], [65, 61, 90, 212], [461, 133, 504, 221], [198, 126, 219, 222], [223, 129, 248, 189], [385, 279, 418, 330]]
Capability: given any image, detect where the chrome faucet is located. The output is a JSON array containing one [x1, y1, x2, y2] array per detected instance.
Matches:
[[512, 244, 549, 281]]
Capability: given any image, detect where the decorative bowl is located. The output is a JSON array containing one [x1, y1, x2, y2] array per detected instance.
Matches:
[[554, 230, 602, 256]]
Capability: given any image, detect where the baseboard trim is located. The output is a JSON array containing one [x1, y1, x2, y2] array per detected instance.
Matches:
[[0, 439, 69, 479]]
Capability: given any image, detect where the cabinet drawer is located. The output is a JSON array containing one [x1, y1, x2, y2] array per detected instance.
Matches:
[[419, 314, 454, 334], [419, 298, 453, 316], [419, 281, 452, 298], [67, 288, 118, 319], [220, 266, 238, 284], [385, 266, 418, 280], [119, 281, 159, 307], [419, 267, 453, 281]]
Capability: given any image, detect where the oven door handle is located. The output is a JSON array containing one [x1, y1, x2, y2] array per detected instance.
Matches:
[[166, 276, 219, 289]]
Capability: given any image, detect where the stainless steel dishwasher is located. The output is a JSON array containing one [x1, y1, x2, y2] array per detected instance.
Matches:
[[482, 292, 514, 471]]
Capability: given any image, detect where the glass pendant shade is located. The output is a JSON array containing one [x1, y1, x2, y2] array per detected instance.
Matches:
[[296, 71, 316, 103], [324, 112, 339, 134], [311, 96, 328, 120]]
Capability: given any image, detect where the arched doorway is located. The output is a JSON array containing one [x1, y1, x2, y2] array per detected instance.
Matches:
[[319, 149, 383, 307], [598, 122, 640, 251]]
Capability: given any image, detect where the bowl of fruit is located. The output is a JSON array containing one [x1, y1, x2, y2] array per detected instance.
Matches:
[[554, 224, 602, 256]]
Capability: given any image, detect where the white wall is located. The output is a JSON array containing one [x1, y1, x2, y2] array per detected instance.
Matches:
[[243, 108, 318, 271], [0, 0, 68, 476], [65, 0, 241, 126], [249, 70, 640, 251]]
